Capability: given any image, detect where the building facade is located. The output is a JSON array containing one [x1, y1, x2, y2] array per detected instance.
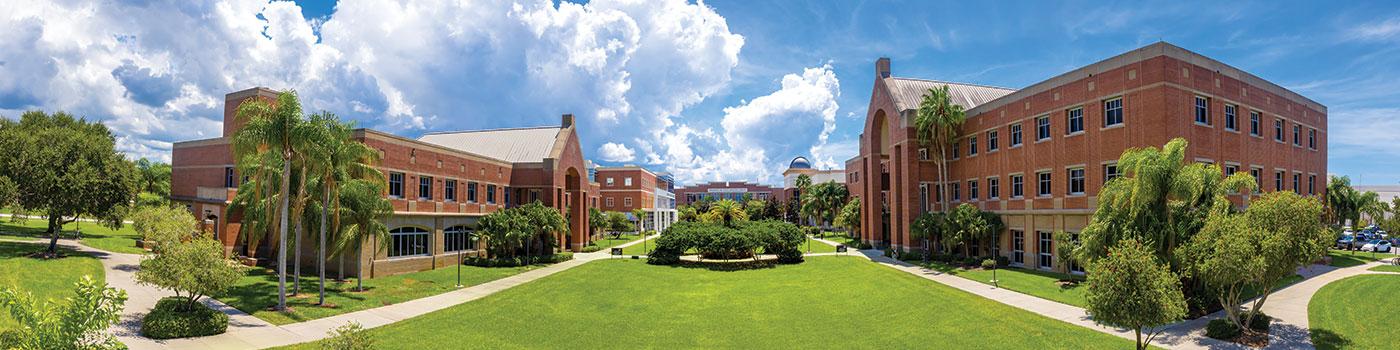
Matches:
[[781, 156, 846, 201], [676, 181, 782, 205], [594, 165, 678, 232], [848, 42, 1327, 273], [171, 87, 596, 278]]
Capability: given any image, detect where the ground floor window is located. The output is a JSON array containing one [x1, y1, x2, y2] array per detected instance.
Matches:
[[389, 227, 430, 258], [1012, 230, 1024, 264], [444, 226, 477, 252], [1069, 232, 1084, 274], [1038, 231, 1053, 269]]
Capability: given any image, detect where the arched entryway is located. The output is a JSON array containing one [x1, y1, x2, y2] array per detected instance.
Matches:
[[866, 109, 894, 248], [564, 167, 587, 252]]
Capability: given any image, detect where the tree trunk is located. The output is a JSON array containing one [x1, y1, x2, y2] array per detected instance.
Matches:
[[277, 156, 291, 311], [46, 214, 60, 256], [293, 220, 302, 296], [318, 189, 328, 305], [357, 239, 365, 292], [1135, 329, 1144, 350]]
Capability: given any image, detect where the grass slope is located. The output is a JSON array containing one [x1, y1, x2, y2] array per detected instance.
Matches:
[[0, 219, 144, 254], [216, 262, 546, 325], [1309, 274, 1400, 350], [911, 260, 1087, 307], [279, 256, 1134, 349], [0, 241, 105, 329]]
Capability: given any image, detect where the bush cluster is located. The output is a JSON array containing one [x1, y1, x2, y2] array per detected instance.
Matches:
[[647, 221, 805, 265], [464, 252, 573, 267], [1204, 313, 1271, 340], [141, 297, 228, 339]]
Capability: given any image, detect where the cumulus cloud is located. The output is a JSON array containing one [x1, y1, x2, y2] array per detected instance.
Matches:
[[597, 142, 636, 162]]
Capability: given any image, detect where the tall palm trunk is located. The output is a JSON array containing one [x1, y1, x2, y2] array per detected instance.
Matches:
[[293, 220, 302, 296], [277, 155, 291, 311], [318, 189, 328, 305]]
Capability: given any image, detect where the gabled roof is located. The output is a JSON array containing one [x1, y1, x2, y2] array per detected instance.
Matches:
[[418, 126, 562, 163], [882, 77, 1015, 112]]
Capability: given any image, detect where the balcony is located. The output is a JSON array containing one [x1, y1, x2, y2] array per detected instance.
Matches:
[[196, 186, 238, 202]]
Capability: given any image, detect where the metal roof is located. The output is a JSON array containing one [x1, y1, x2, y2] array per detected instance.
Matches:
[[417, 126, 562, 163], [883, 77, 1015, 112]]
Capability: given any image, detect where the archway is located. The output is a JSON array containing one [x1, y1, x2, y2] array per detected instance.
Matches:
[[564, 167, 587, 252], [866, 109, 894, 248]]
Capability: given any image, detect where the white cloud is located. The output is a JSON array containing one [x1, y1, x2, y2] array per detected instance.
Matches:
[[597, 142, 636, 162], [1327, 108, 1400, 159], [1351, 17, 1400, 41]]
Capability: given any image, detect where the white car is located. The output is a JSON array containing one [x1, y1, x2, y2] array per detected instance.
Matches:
[[1361, 240, 1392, 253]]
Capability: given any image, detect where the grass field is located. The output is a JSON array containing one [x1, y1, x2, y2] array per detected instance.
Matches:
[[1308, 274, 1400, 350], [1327, 249, 1391, 267], [0, 241, 105, 329], [618, 235, 838, 256], [215, 262, 549, 325], [586, 233, 641, 251], [910, 260, 1088, 307], [278, 256, 1136, 349], [1367, 264, 1400, 273], [0, 218, 145, 254]]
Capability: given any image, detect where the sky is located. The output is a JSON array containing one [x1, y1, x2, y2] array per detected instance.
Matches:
[[2, 0, 1398, 187]]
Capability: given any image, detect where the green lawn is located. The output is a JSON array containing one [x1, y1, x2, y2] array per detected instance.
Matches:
[[0, 218, 145, 254], [619, 236, 837, 256], [1367, 264, 1400, 273], [1328, 249, 1392, 268], [1309, 274, 1400, 350], [619, 235, 657, 255], [910, 260, 1087, 307], [586, 234, 641, 251], [0, 241, 105, 329], [215, 262, 548, 325], [277, 256, 1135, 349], [797, 236, 837, 254]]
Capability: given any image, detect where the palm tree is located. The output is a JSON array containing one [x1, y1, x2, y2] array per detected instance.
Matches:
[[834, 197, 862, 240], [632, 208, 647, 233], [910, 212, 942, 261], [228, 151, 283, 259], [307, 113, 381, 304], [913, 85, 966, 217], [704, 199, 748, 227], [331, 179, 392, 291], [231, 90, 318, 311], [794, 174, 812, 225]]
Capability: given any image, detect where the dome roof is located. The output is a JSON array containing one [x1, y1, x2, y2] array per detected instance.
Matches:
[[789, 156, 812, 169]]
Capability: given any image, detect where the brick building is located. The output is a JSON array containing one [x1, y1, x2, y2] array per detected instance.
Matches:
[[781, 156, 846, 202], [847, 42, 1327, 273], [594, 165, 678, 232], [676, 181, 782, 206], [171, 87, 595, 278]]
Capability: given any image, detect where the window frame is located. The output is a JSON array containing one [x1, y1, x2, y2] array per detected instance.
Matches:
[[388, 227, 430, 258], [1249, 111, 1261, 136], [486, 184, 497, 204], [444, 179, 457, 202], [988, 177, 1000, 199], [1224, 104, 1237, 131], [1067, 167, 1085, 195], [1036, 116, 1051, 141], [1011, 174, 1025, 198], [968, 136, 978, 156], [1038, 231, 1053, 269], [1103, 97, 1123, 127], [1194, 96, 1210, 125], [969, 179, 979, 200], [388, 172, 405, 198], [1010, 123, 1023, 147], [467, 182, 478, 202], [418, 176, 433, 201], [1036, 171, 1052, 197], [443, 226, 477, 252], [987, 130, 999, 152], [1066, 106, 1084, 134]]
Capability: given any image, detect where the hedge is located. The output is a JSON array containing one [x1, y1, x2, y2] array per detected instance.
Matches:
[[1204, 313, 1270, 340], [464, 252, 573, 267], [647, 220, 805, 265], [140, 297, 229, 339]]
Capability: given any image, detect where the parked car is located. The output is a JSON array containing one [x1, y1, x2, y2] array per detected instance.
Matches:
[[1362, 240, 1392, 253], [1337, 236, 1356, 250]]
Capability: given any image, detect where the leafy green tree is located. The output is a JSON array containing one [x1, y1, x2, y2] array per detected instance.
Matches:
[[913, 85, 965, 216], [744, 199, 767, 221], [330, 179, 392, 291], [1085, 239, 1187, 350], [1053, 230, 1080, 278], [802, 181, 849, 231], [944, 204, 987, 257], [135, 208, 245, 312], [606, 211, 632, 232], [632, 208, 647, 233], [834, 197, 862, 239], [678, 206, 699, 223], [782, 198, 800, 224], [0, 111, 140, 257], [0, 175, 15, 210], [588, 207, 607, 238], [910, 212, 943, 260], [0, 276, 127, 350], [762, 197, 782, 221], [135, 157, 172, 197], [702, 199, 749, 227]]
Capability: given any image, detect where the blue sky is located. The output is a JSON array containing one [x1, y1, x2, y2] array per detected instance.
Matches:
[[2, 1, 1397, 186]]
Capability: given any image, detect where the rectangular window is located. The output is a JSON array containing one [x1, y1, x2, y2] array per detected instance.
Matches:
[[1036, 116, 1051, 140], [445, 179, 457, 202], [224, 167, 236, 188], [1250, 111, 1261, 136], [504, 186, 511, 206], [1274, 171, 1284, 191], [1010, 123, 1023, 146], [625, 177, 633, 186], [1068, 168, 1085, 195], [418, 176, 432, 200], [1225, 165, 1238, 176], [467, 182, 478, 202], [1275, 119, 1284, 141], [918, 148, 929, 161], [989, 177, 1000, 199], [1104, 97, 1123, 126], [1103, 163, 1120, 183], [486, 184, 497, 204], [987, 130, 999, 151], [444, 227, 475, 252], [969, 180, 979, 200], [1012, 230, 1025, 264], [1309, 175, 1316, 195], [1293, 125, 1301, 146], [952, 183, 961, 201], [1292, 173, 1301, 194], [606, 177, 614, 186], [606, 197, 614, 207], [1308, 129, 1317, 149], [624, 197, 633, 207], [919, 184, 930, 213], [968, 136, 978, 156], [1037, 171, 1052, 197], [951, 141, 960, 159], [1251, 168, 1263, 193], [1011, 174, 1024, 198], [388, 228, 429, 258], [1066, 107, 1084, 134], [1038, 231, 1053, 269], [1224, 104, 1237, 131], [388, 172, 404, 198], [1194, 96, 1209, 125]]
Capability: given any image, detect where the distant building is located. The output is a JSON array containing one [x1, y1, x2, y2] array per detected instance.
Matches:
[[594, 165, 678, 232], [675, 181, 781, 205], [1356, 185, 1400, 222], [781, 156, 846, 201]]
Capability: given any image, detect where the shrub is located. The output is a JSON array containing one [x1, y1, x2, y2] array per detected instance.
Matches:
[[322, 321, 374, 350], [647, 220, 805, 265], [464, 252, 572, 267], [856, 242, 873, 250], [1205, 319, 1239, 340], [980, 259, 997, 269], [1247, 312, 1270, 332], [994, 255, 1011, 267], [580, 245, 604, 253], [141, 297, 228, 339], [961, 257, 979, 267], [801, 226, 820, 237], [0, 276, 126, 349]]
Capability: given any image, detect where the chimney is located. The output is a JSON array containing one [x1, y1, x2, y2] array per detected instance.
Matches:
[[561, 113, 575, 128], [876, 57, 891, 79], [223, 87, 280, 137]]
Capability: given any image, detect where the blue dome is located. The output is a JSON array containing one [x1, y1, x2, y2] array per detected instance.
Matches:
[[789, 156, 812, 169]]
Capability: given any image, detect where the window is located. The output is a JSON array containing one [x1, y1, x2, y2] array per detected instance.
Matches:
[[606, 197, 614, 207], [989, 177, 1000, 199], [1036, 116, 1051, 140], [388, 172, 405, 198], [950, 182, 961, 201], [1274, 171, 1284, 191], [504, 186, 511, 206], [1012, 230, 1025, 265], [1104, 97, 1123, 126], [1308, 129, 1317, 149], [1309, 175, 1316, 195], [1293, 125, 1302, 146], [606, 177, 614, 186], [951, 141, 960, 159], [388, 227, 430, 258], [1038, 231, 1053, 269], [444, 226, 476, 252], [418, 176, 432, 200], [1225, 165, 1238, 176], [919, 184, 930, 213], [1250, 168, 1263, 193], [1224, 104, 1237, 131], [625, 177, 633, 186], [1194, 96, 1209, 125], [1293, 173, 1301, 194], [1010, 123, 1023, 147], [1103, 163, 1120, 183], [1274, 119, 1284, 141], [445, 180, 457, 202], [1011, 174, 1024, 198], [968, 136, 978, 156], [1066, 107, 1084, 134], [624, 197, 632, 207], [467, 182, 478, 202], [969, 180, 979, 200], [1069, 233, 1084, 273], [1037, 171, 1052, 197], [987, 130, 999, 151], [224, 167, 236, 188], [918, 148, 929, 161], [1250, 111, 1261, 136], [1067, 168, 1085, 195], [486, 184, 497, 204]]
